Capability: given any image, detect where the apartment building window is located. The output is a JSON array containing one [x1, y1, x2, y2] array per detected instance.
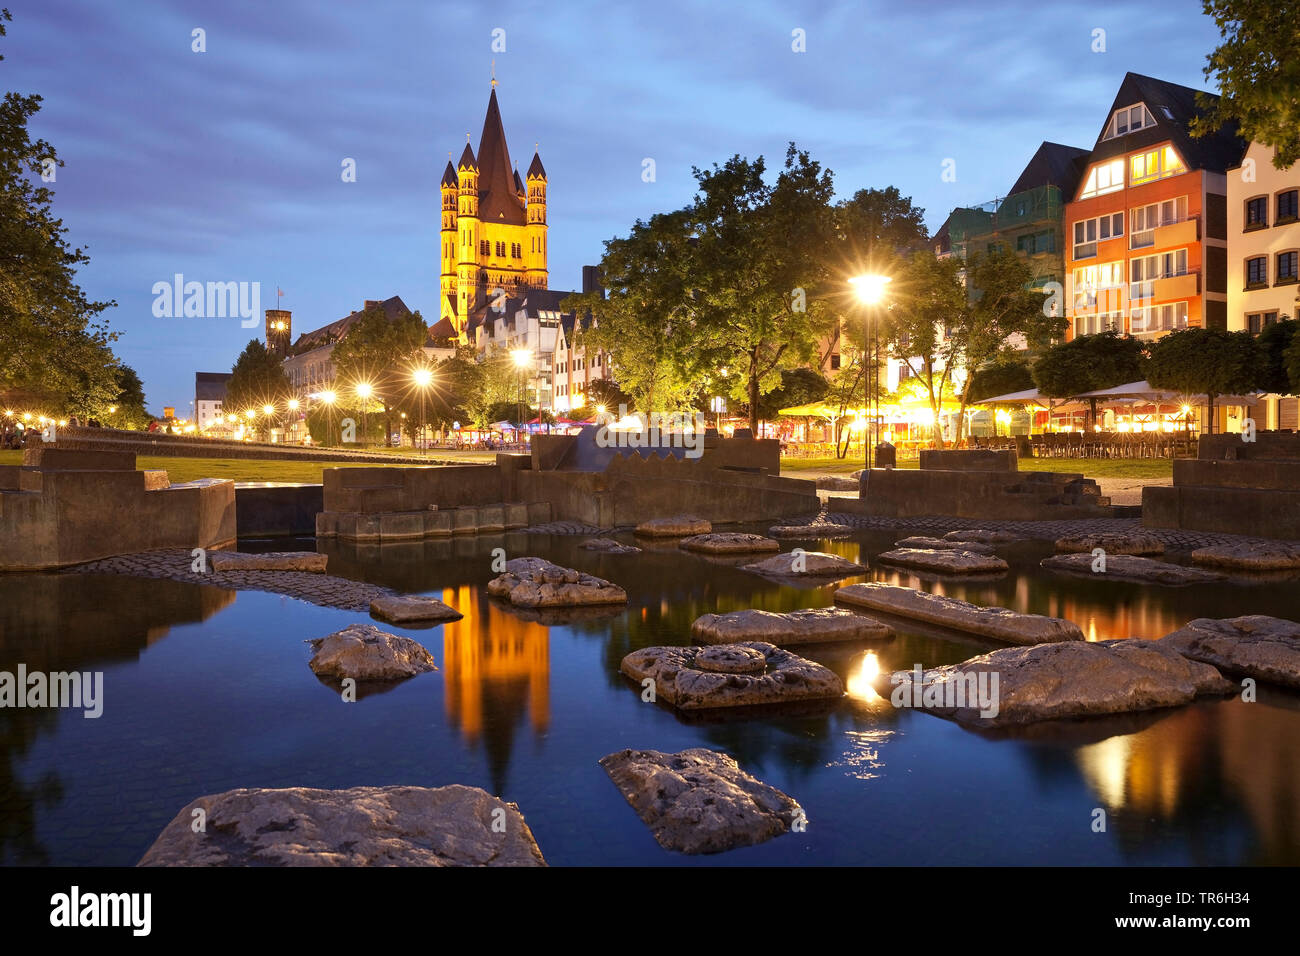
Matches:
[[1073, 260, 1124, 310], [1074, 311, 1121, 336], [1247, 311, 1279, 333], [1129, 146, 1187, 186], [1245, 196, 1268, 230], [1246, 256, 1269, 289], [1102, 103, 1156, 140], [1278, 190, 1299, 224], [1130, 249, 1188, 301], [1130, 196, 1188, 249], [1079, 159, 1125, 198], [1130, 301, 1188, 334], [1277, 250, 1299, 284], [830, 354, 841, 370], [1072, 213, 1123, 258]]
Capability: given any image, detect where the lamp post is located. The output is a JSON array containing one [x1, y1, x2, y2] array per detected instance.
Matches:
[[356, 383, 373, 447], [412, 366, 433, 456], [511, 347, 531, 448], [318, 390, 337, 445], [849, 273, 892, 471]]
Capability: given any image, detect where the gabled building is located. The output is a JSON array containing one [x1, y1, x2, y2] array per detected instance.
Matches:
[[551, 311, 612, 415], [1064, 72, 1246, 341], [194, 372, 232, 431], [1227, 141, 1300, 430]]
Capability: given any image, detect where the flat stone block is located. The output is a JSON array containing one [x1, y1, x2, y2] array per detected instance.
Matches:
[[504, 503, 528, 529], [379, 511, 426, 541], [424, 509, 452, 537], [451, 508, 479, 535], [478, 504, 506, 532], [526, 501, 551, 525], [315, 512, 338, 538], [142, 469, 170, 490]]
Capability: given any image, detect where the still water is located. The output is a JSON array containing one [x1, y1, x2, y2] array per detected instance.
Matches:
[[2, 530, 1298, 866]]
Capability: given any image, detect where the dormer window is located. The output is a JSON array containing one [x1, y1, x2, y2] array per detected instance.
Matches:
[[1102, 103, 1157, 140], [1079, 159, 1125, 198]]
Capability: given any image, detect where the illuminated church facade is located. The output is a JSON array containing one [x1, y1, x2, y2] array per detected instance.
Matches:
[[439, 83, 548, 342]]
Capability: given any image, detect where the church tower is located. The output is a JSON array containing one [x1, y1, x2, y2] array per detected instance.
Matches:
[[440, 159, 459, 328], [455, 140, 480, 333], [440, 82, 548, 343], [526, 151, 548, 288]]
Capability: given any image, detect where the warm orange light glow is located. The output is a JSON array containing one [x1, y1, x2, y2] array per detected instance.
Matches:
[[412, 368, 433, 387], [849, 273, 892, 305]]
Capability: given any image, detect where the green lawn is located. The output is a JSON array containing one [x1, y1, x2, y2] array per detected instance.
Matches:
[[781, 454, 1173, 481]]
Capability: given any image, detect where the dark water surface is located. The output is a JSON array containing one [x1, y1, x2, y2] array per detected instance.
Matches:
[[2, 530, 1298, 866]]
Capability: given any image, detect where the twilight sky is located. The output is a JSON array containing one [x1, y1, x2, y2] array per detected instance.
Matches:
[[6, 0, 1223, 414]]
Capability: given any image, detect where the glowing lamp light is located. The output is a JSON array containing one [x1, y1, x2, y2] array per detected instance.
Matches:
[[356, 383, 373, 399], [412, 368, 433, 387], [262, 404, 274, 416], [23, 413, 32, 421], [245, 409, 256, 420], [319, 390, 337, 405], [287, 399, 300, 411], [1180, 404, 1191, 415], [108, 405, 116, 413], [510, 348, 532, 368], [596, 404, 607, 415], [849, 273, 892, 305]]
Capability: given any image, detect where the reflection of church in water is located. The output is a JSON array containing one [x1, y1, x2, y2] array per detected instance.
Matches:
[[437, 585, 550, 792]]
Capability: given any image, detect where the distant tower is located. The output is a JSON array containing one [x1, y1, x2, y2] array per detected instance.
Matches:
[[456, 139, 480, 337], [526, 149, 548, 288], [440, 158, 459, 328], [265, 309, 292, 356]]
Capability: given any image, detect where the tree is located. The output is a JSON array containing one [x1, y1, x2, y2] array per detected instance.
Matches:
[[585, 377, 630, 415], [690, 145, 839, 434], [878, 251, 967, 446], [1032, 329, 1146, 427], [463, 351, 518, 429], [109, 365, 150, 429], [329, 305, 428, 443], [225, 339, 291, 438], [0, 10, 119, 412], [1190, 0, 1300, 169], [1146, 327, 1263, 433], [835, 186, 928, 258], [757, 367, 830, 421], [1257, 316, 1298, 394], [966, 360, 1034, 403], [953, 250, 1065, 441], [565, 209, 698, 415]]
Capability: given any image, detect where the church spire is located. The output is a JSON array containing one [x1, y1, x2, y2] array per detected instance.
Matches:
[[476, 86, 526, 226]]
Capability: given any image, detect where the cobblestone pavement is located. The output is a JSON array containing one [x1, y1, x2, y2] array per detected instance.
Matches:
[[65, 550, 392, 611], [812, 511, 1294, 551]]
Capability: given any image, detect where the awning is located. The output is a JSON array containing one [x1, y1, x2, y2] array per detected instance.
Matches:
[[1074, 380, 1262, 406], [972, 387, 1049, 406]]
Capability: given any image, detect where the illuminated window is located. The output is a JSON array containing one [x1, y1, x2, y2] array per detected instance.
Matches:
[[1130, 301, 1187, 334], [1278, 190, 1299, 223], [1072, 213, 1124, 258], [1130, 145, 1187, 185], [1079, 159, 1125, 198], [1246, 256, 1268, 288], [1073, 260, 1124, 311], [1277, 250, 1298, 282]]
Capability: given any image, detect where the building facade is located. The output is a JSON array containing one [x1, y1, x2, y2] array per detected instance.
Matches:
[[440, 85, 548, 341], [194, 372, 232, 431], [1227, 141, 1300, 430], [1064, 73, 1245, 343]]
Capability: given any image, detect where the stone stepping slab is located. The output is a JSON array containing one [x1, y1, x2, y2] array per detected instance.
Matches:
[[209, 551, 327, 572], [1041, 553, 1226, 586], [769, 524, 855, 538], [835, 583, 1083, 645], [1160, 615, 1300, 689], [137, 784, 546, 866], [369, 595, 463, 626], [942, 529, 1023, 544], [634, 516, 711, 537], [742, 550, 866, 581], [876, 548, 1009, 575], [691, 607, 892, 645], [579, 537, 642, 554], [1054, 533, 1164, 555], [679, 532, 780, 554], [1190, 543, 1300, 571], [487, 557, 627, 608], [620, 641, 843, 710], [599, 748, 802, 855], [885, 639, 1233, 728], [896, 536, 996, 554], [306, 623, 437, 680]]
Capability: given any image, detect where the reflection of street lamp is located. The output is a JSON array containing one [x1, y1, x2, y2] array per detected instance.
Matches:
[[318, 389, 337, 445], [511, 348, 531, 444], [849, 273, 893, 469], [287, 398, 300, 444], [413, 366, 433, 456]]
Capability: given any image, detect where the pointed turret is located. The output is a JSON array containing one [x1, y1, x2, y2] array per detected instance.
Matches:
[[512, 168, 525, 199], [476, 88, 527, 226], [527, 151, 546, 180], [457, 142, 478, 171], [441, 160, 458, 187]]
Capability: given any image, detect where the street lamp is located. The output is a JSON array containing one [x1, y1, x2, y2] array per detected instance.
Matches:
[[849, 273, 893, 470], [412, 366, 433, 456], [511, 348, 531, 446], [318, 389, 338, 445], [356, 382, 373, 447]]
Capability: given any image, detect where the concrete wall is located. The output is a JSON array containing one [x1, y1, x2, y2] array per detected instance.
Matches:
[[1144, 485, 1300, 540], [918, 449, 1017, 472], [235, 484, 323, 537], [321, 464, 506, 513], [1198, 431, 1300, 461], [847, 467, 1113, 520]]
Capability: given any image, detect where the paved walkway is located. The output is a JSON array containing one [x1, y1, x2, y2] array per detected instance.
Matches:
[[66, 550, 393, 611]]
